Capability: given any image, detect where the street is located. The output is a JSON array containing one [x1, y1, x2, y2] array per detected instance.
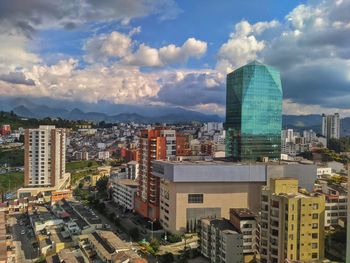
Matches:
[[9, 214, 39, 263]]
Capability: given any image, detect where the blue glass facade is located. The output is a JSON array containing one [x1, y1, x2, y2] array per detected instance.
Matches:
[[225, 61, 282, 161]]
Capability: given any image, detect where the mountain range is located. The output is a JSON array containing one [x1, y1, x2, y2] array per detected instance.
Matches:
[[0, 97, 223, 123], [0, 96, 349, 135]]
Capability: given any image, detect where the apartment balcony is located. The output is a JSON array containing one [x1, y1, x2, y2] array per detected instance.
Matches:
[[270, 241, 278, 250]]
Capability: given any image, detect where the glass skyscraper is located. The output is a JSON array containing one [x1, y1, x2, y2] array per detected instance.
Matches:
[[225, 61, 283, 161]]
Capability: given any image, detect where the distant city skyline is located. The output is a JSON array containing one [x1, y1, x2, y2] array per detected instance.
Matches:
[[0, 0, 349, 117]]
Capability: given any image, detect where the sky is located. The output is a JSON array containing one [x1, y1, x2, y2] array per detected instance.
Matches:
[[0, 0, 350, 116]]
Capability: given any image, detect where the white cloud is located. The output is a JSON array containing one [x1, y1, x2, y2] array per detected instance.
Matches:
[[0, 59, 160, 104], [122, 38, 207, 67], [190, 103, 225, 115], [0, 35, 41, 74], [84, 31, 132, 63], [122, 44, 162, 67], [1, 0, 350, 117], [159, 38, 207, 64], [84, 31, 207, 67], [216, 20, 278, 74]]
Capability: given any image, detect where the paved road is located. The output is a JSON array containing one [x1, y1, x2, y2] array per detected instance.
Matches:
[[9, 214, 39, 262]]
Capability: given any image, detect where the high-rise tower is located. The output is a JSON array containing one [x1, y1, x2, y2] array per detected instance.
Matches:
[[322, 113, 340, 140], [24, 125, 66, 187], [225, 61, 283, 161], [260, 178, 325, 263], [134, 128, 187, 220]]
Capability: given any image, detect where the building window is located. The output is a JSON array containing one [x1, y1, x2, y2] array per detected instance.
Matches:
[[312, 203, 319, 210], [312, 213, 318, 219], [312, 223, 318, 229], [312, 243, 318, 249], [188, 194, 203, 204], [312, 253, 318, 259], [312, 233, 318, 239]]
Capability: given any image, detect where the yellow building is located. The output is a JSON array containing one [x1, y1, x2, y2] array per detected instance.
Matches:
[[260, 178, 325, 263]]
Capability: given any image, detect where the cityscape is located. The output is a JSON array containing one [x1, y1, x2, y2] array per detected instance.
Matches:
[[0, 1, 350, 263]]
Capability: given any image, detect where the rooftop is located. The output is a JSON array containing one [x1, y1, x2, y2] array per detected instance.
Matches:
[[203, 218, 237, 232], [116, 179, 138, 187], [230, 208, 256, 220]]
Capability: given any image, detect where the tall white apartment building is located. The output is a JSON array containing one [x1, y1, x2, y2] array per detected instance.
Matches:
[[24, 125, 66, 187], [322, 113, 340, 140]]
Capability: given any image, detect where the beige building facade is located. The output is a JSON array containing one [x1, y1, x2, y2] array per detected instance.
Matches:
[[152, 160, 266, 233]]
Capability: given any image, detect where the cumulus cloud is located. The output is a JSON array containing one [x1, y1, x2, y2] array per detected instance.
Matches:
[[122, 38, 207, 67], [263, 0, 350, 110], [0, 34, 40, 74], [1, 0, 350, 117], [159, 38, 208, 64], [213, 0, 350, 115], [0, 59, 160, 104], [84, 31, 132, 63], [216, 20, 279, 73], [84, 31, 207, 67], [0, 71, 35, 86]]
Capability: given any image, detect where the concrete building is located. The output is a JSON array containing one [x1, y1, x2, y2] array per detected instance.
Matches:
[[111, 179, 138, 211], [318, 182, 347, 227], [229, 208, 257, 261], [322, 113, 340, 140], [152, 159, 266, 233], [260, 178, 325, 263], [135, 128, 187, 220], [317, 167, 332, 176], [24, 125, 67, 188], [78, 231, 142, 262], [127, 161, 139, 180], [201, 218, 243, 263], [98, 151, 110, 160]]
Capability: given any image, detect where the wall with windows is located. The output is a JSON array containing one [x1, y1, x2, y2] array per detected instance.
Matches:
[[159, 180, 263, 234]]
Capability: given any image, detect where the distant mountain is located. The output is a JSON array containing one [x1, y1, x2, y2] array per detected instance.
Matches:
[[12, 105, 35, 118], [282, 114, 322, 128], [2, 96, 349, 133], [7, 98, 223, 123], [282, 115, 350, 136]]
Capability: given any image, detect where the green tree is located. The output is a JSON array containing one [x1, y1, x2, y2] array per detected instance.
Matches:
[[96, 176, 109, 194], [150, 238, 160, 252]]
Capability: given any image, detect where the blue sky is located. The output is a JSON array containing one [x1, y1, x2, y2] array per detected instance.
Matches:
[[0, 0, 349, 117], [36, 0, 305, 67]]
